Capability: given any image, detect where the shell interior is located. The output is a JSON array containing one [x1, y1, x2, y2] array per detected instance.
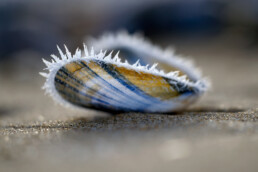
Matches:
[[54, 59, 199, 112]]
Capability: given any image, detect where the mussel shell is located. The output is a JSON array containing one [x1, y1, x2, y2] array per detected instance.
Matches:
[[54, 59, 198, 112]]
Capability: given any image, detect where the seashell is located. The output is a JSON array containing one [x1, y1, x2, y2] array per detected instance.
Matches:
[[40, 32, 209, 113]]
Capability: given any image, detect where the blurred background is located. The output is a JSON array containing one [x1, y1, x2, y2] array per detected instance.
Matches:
[[0, 0, 258, 80]]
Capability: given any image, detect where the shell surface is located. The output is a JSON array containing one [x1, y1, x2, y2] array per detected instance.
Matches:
[[41, 32, 209, 113]]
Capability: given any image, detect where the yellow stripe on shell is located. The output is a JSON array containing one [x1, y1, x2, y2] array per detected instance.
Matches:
[[114, 65, 180, 100]]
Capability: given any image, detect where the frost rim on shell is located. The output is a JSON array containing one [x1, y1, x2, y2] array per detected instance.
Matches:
[[87, 31, 204, 82]]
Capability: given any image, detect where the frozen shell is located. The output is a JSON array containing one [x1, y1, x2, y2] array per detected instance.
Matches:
[[40, 33, 209, 113]]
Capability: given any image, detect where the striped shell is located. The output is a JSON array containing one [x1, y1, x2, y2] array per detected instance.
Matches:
[[40, 32, 208, 113]]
